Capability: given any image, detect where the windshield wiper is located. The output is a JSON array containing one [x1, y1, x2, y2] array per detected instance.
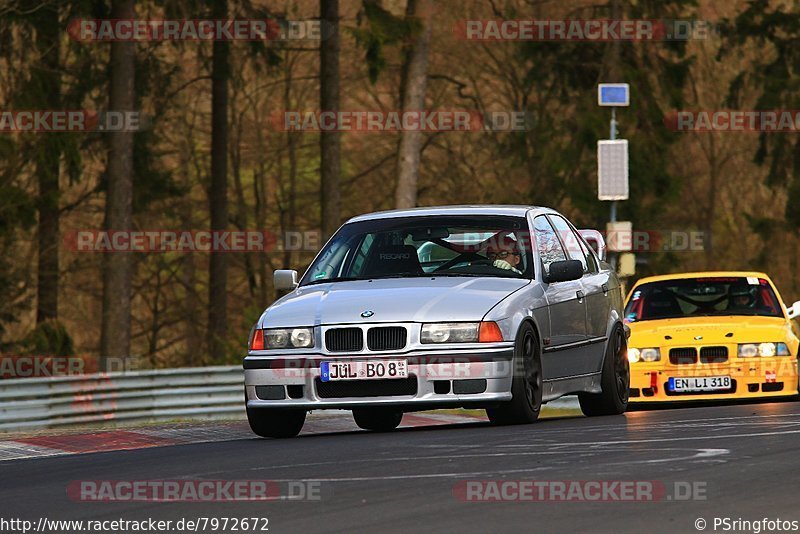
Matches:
[[428, 273, 498, 278], [303, 276, 361, 286], [367, 273, 427, 280]]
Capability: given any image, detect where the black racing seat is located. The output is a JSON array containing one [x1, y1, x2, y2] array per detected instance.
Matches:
[[361, 245, 423, 278], [642, 291, 683, 320]]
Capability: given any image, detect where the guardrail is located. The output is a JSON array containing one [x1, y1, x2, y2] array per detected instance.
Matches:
[[0, 366, 244, 432], [0, 366, 583, 433]]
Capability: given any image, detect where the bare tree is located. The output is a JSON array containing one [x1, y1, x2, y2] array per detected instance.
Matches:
[[394, 0, 432, 209], [208, 0, 230, 361], [320, 0, 341, 238], [100, 0, 136, 370]]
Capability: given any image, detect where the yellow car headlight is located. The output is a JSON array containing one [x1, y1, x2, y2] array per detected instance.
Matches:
[[628, 348, 660, 363], [758, 342, 777, 357], [738, 343, 758, 357], [640, 348, 661, 362], [738, 342, 790, 357]]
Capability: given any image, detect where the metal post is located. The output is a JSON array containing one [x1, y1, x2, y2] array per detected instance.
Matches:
[[609, 107, 618, 268]]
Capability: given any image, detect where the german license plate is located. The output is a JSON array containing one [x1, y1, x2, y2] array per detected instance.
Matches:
[[320, 360, 408, 382], [668, 376, 731, 392]]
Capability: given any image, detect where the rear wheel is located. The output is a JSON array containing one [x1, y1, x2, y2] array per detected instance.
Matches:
[[578, 323, 629, 416], [247, 408, 306, 438], [486, 322, 542, 425], [352, 408, 403, 432]]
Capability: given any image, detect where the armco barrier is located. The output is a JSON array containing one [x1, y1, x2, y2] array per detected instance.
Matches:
[[0, 366, 244, 432], [0, 366, 583, 432]]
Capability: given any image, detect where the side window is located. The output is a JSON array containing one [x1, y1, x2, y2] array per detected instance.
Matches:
[[533, 216, 567, 275], [549, 215, 590, 273]]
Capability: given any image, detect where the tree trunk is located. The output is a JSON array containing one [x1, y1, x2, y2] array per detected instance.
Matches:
[[283, 56, 298, 269], [320, 0, 341, 239], [34, 5, 62, 325], [394, 0, 432, 209], [99, 0, 136, 371], [207, 0, 230, 361]]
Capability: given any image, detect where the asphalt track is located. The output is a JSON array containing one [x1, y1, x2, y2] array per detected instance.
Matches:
[[3, 401, 800, 534]]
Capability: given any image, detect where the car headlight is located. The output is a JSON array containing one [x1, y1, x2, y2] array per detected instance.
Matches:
[[421, 323, 479, 343], [628, 348, 660, 363], [738, 342, 790, 357], [640, 348, 661, 362], [263, 328, 314, 349]]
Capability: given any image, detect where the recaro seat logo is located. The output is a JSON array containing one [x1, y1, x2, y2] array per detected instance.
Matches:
[[379, 253, 410, 260]]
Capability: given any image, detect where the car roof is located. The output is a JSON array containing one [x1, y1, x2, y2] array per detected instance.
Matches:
[[345, 205, 556, 223], [633, 271, 773, 286]]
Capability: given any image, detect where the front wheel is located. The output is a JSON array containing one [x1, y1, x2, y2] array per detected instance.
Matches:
[[486, 322, 542, 425], [247, 408, 306, 438], [352, 408, 403, 431], [578, 323, 629, 416]]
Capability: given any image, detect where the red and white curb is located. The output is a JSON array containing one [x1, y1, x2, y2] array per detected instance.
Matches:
[[0, 412, 486, 462]]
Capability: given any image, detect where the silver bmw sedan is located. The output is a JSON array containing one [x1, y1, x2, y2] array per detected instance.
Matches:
[[244, 205, 629, 437]]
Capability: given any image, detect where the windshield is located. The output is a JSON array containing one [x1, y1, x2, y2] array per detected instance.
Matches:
[[624, 276, 784, 322], [300, 215, 533, 285]]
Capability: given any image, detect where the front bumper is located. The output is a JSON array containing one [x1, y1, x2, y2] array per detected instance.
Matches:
[[629, 357, 798, 402], [244, 346, 514, 410]]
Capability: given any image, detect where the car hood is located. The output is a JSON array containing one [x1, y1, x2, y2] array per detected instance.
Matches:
[[628, 315, 793, 347], [260, 277, 530, 327]]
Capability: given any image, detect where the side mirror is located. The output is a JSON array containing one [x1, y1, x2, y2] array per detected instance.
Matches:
[[788, 301, 800, 320], [545, 260, 583, 283], [274, 269, 298, 291], [578, 229, 606, 262]]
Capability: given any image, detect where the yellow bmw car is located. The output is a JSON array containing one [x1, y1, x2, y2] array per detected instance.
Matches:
[[624, 272, 800, 403]]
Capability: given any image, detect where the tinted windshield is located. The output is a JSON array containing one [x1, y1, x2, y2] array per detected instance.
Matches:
[[300, 215, 533, 285], [624, 276, 783, 322]]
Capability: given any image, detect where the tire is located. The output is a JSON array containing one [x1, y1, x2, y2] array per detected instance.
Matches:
[[578, 323, 629, 417], [486, 322, 542, 425], [352, 408, 403, 432], [246, 408, 306, 438]]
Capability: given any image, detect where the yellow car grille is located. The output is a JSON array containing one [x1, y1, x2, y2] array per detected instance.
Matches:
[[668, 346, 730, 364]]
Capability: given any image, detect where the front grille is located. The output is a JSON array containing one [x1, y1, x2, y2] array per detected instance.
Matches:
[[700, 346, 728, 363], [325, 328, 363, 352], [315, 376, 417, 398], [367, 326, 407, 351], [669, 347, 698, 365]]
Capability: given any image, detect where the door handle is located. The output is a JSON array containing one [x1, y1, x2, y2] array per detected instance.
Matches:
[[602, 283, 609, 296], [576, 290, 585, 302]]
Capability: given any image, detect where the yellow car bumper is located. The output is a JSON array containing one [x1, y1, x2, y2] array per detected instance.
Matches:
[[629, 357, 799, 402]]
